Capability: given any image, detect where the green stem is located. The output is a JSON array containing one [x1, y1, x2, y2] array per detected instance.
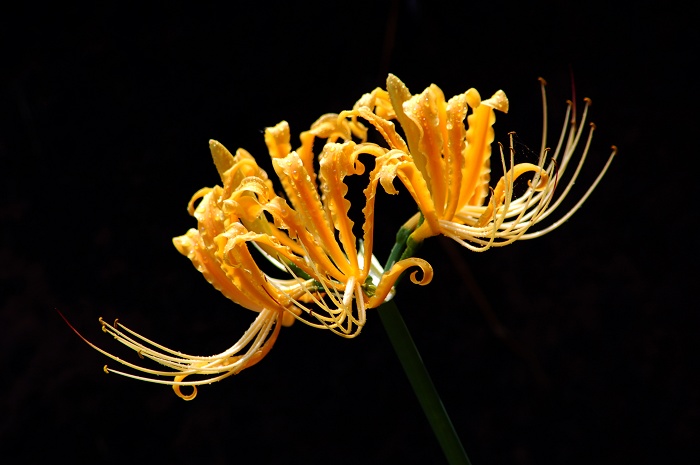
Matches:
[[384, 223, 413, 272], [378, 218, 471, 465], [384, 214, 423, 285], [377, 300, 471, 465]]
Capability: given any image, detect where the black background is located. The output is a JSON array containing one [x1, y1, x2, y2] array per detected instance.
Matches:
[[1, 1, 697, 464]]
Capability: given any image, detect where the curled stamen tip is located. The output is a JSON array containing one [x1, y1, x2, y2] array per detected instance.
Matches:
[[611, 145, 618, 154], [113, 318, 119, 327], [538, 77, 547, 86], [103, 365, 110, 374], [584, 97, 592, 105], [589, 122, 597, 129]]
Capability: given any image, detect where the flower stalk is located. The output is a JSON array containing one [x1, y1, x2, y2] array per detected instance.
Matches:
[[379, 222, 471, 464], [378, 298, 471, 465]]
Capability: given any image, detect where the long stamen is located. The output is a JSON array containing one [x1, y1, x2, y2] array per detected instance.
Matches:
[[276, 255, 364, 337], [522, 145, 617, 239], [59, 308, 281, 400]]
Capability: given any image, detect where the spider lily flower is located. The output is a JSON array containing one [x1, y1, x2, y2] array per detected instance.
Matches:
[[340, 74, 616, 252], [193, 126, 431, 337], [71, 117, 431, 400]]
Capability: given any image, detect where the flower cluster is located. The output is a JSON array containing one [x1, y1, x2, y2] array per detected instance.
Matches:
[[342, 75, 615, 251], [74, 74, 614, 399]]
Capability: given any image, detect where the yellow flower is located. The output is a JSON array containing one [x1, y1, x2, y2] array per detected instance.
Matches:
[[76, 114, 432, 400], [340, 74, 616, 251], [70, 74, 613, 400], [177, 127, 431, 337]]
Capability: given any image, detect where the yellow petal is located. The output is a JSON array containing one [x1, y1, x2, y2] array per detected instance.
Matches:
[[402, 84, 449, 215], [459, 90, 508, 210], [367, 257, 433, 308], [319, 142, 364, 273]]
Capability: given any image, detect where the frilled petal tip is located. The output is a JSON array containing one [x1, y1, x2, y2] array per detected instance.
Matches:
[[481, 90, 509, 113]]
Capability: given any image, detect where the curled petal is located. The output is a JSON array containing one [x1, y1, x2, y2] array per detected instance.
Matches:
[[187, 187, 213, 216], [307, 113, 353, 142], [367, 257, 433, 308], [295, 114, 354, 184], [173, 229, 265, 313], [339, 106, 409, 153], [373, 150, 442, 240], [481, 89, 509, 113]]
